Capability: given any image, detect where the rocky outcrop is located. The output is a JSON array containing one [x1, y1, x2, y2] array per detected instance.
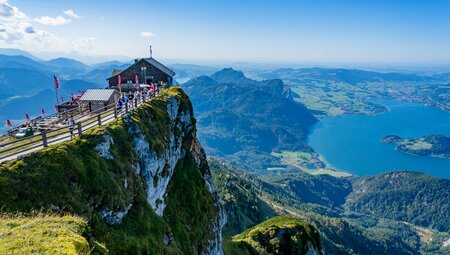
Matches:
[[0, 86, 225, 254], [231, 216, 323, 255]]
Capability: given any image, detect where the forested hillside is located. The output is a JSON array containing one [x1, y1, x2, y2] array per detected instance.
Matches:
[[182, 68, 317, 173], [210, 159, 450, 255]]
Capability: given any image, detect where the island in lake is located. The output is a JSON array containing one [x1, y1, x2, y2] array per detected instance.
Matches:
[[381, 134, 450, 159]]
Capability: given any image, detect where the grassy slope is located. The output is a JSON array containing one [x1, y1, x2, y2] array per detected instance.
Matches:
[[0, 87, 218, 254], [0, 214, 100, 255], [232, 216, 322, 255]]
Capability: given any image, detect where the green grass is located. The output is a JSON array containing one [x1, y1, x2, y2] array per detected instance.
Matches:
[[163, 155, 218, 254], [271, 151, 313, 170], [0, 213, 95, 255], [405, 140, 433, 150], [310, 168, 352, 178], [231, 216, 322, 255], [0, 86, 217, 254], [290, 83, 384, 116]]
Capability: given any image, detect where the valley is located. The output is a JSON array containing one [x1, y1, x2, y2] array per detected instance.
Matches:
[[210, 159, 450, 255], [0, 0, 448, 254], [0, 50, 448, 255], [254, 68, 450, 117]]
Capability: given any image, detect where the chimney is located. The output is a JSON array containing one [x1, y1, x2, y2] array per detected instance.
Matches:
[[134, 59, 138, 63]]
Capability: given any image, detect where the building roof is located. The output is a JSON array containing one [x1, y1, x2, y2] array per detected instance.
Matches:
[[144, 58, 176, 77], [111, 69, 124, 77], [79, 89, 117, 102], [107, 57, 175, 80]]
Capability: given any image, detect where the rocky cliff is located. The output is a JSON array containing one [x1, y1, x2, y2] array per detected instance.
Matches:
[[0, 87, 225, 254]]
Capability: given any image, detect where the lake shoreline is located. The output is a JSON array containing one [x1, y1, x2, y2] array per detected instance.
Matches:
[[307, 99, 450, 179]]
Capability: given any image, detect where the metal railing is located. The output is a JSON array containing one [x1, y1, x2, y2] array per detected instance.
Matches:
[[0, 91, 156, 162]]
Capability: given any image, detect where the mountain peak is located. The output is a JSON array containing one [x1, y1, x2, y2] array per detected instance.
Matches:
[[210, 68, 247, 84]]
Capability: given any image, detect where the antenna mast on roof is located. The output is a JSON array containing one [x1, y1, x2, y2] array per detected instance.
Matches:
[[149, 45, 152, 58]]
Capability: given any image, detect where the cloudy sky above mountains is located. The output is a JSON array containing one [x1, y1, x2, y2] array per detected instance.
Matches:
[[0, 0, 449, 65]]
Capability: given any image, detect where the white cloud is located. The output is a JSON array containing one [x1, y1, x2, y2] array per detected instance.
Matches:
[[64, 9, 80, 19], [0, 0, 95, 53], [140, 31, 154, 37], [34, 15, 70, 26], [0, 0, 26, 20]]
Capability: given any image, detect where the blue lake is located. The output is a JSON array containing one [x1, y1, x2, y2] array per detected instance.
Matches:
[[308, 99, 450, 179]]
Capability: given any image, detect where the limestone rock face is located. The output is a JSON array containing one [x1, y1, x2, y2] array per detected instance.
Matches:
[[101, 89, 225, 254], [0, 87, 225, 254]]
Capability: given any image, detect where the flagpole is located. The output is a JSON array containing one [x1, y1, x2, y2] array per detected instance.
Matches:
[[54, 75, 60, 105], [56, 87, 59, 105]]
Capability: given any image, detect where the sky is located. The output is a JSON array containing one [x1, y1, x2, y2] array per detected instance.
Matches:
[[0, 0, 449, 66]]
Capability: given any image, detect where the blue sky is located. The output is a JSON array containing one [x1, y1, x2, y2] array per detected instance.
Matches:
[[1, 0, 449, 65]]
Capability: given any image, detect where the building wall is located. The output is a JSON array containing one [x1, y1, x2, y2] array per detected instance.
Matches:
[[108, 60, 171, 88]]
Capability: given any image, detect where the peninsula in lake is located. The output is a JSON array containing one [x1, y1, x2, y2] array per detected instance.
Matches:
[[381, 134, 450, 159]]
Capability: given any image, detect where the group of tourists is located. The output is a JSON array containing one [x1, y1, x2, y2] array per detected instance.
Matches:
[[116, 82, 160, 111]]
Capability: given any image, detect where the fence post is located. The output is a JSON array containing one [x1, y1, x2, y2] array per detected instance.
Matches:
[[143, 93, 146, 102], [134, 98, 138, 108], [77, 122, 82, 135], [42, 131, 48, 147], [97, 114, 102, 126], [125, 102, 128, 113], [114, 108, 117, 118]]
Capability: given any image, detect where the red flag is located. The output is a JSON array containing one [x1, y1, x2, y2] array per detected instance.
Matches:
[[6, 119, 12, 127], [55, 105, 59, 111], [135, 74, 139, 84], [54, 75, 60, 89], [118, 75, 122, 86], [25, 113, 30, 122], [41, 108, 45, 115]]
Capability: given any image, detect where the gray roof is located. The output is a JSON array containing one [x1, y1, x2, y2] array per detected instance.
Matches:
[[112, 69, 123, 77], [107, 58, 175, 79], [144, 58, 176, 77], [79, 89, 117, 102]]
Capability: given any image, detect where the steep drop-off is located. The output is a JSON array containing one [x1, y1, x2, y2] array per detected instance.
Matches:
[[0, 87, 225, 254], [210, 159, 450, 255]]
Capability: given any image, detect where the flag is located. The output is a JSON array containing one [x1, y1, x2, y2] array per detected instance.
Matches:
[[6, 119, 12, 127], [41, 108, 45, 115], [135, 74, 139, 84], [55, 105, 59, 111], [118, 75, 122, 86], [54, 75, 60, 89], [25, 113, 30, 122]]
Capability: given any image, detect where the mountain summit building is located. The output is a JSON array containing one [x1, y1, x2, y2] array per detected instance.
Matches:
[[107, 58, 175, 91]]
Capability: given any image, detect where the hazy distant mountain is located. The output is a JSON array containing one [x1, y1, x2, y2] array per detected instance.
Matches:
[[82, 63, 130, 85], [257, 67, 433, 85], [0, 54, 47, 71], [43, 57, 91, 77], [0, 48, 40, 61], [169, 63, 219, 83], [91, 60, 130, 69], [182, 68, 317, 173], [0, 50, 110, 131], [0, 66, 52, 96], [0, 89, 55, 120]]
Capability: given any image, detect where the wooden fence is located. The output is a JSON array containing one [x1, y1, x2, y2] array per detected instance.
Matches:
[[0, 92, 154, 162]]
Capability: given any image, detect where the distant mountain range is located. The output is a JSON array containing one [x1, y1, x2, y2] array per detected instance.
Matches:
[[0, 51, 125, 131], [182, 68, 317, 173], [0, 49, 218, 132]]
